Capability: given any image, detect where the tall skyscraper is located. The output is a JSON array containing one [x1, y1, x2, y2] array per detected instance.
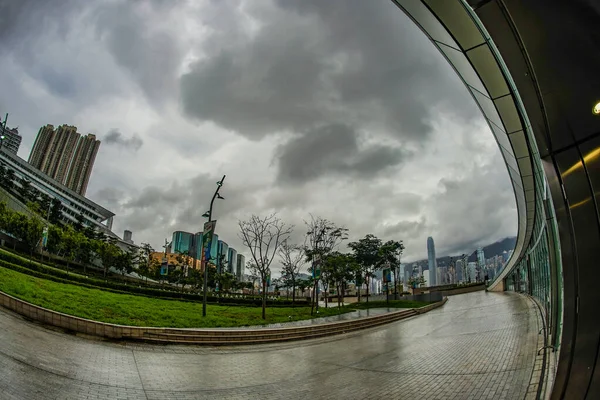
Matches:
[[217, 240, 229, 273], [0, 126, 22, 154], [236, 254, 246, 281], [28, 124, 100, 195], [172, 231, 193, 255], [477, 247, 485, 281], [65, 134, 101, 195], [227, 247, 237, 274], [427, 236, 437, 286]]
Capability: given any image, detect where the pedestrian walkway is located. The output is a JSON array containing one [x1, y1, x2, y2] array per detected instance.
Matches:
[[0, 291, 539, 399]]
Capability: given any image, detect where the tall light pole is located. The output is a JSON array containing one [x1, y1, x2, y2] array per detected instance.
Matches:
[[201, 175, 226, 317]]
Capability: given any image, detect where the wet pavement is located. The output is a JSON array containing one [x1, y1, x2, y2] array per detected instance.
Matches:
[[0, 291, 538, 399]]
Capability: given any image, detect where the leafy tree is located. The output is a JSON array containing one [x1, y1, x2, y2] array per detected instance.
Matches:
[[238, 213, 292, 319], [322, 252, 358, 308], [116, 248, 135, 276], [0, 164, 8, 189], [48, 198, 62, 225], [187, 268, 203, 291], [16, 176, 33, 202], [0, 201, 12, 232], [59, 225, 79, 272], [136, 242, 154, 283], [379, 240, 405, 299], [304, 216, 348, 313], [73, 212, 86, 232], [348, 234, 383, 303], [278, 240, 304, 306], [45, 225, 63, 255], [97, 239, 121, 277], [37, 193, 52, 219], [4, 167, 17, 191], [75, 233, 96, 274], [8, 212, 43, 257]]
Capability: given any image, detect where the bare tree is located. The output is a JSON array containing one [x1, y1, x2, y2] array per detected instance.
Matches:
[[304, 215, 348, 314], [279, 240, 305, 306], [239, 214, 293, 319]]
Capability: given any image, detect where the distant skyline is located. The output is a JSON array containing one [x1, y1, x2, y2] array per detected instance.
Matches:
[[0, 0, 517, 271]]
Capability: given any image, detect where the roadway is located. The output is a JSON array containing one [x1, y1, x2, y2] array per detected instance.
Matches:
[[0, 291, 538, 399]]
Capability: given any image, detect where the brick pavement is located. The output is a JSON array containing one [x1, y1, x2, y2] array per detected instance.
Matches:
[[0, 291, 539, 399]]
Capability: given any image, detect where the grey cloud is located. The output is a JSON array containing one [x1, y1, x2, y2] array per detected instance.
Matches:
[[104, 129, 143, 151], [111, 173, 258, 247], [275, 124, 409, 184], [93, 1, 183, 105], [383, 218, 427, 238], [422, 155, 517, 258], [180, 0, 479, 142]]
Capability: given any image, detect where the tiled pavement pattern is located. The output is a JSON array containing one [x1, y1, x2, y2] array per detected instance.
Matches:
[[0, 291, 539, 400]]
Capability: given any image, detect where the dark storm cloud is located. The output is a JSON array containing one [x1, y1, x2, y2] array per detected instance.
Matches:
[[93, 1, 183, 104], [0, 0, 81, 47], [104, 129, 143, 151], [180, 0, 478, 142], [275, 124, 409, 184]]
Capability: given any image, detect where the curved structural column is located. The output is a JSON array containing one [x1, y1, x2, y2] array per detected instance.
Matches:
[[390, 0, 600, 398]]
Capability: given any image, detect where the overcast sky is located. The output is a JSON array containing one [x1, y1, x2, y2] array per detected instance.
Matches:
[[0, 0, 517, 270]]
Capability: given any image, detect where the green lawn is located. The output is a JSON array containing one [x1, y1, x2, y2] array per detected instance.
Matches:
[[0, 266, 429, 328]]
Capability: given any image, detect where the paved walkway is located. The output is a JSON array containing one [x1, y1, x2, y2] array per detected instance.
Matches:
[[0, 291, 539, 399]]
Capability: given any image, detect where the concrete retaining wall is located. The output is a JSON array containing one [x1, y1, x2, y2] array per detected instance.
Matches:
[[0, 289, 447, 345], [369, 292, 444, 303], [441, 284, 486, 296]]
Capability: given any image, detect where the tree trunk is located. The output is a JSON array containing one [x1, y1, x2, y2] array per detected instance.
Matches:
[[324, 283, 328, 308], [366, 276, 370, 303], [261, 279, 267, 320], [392, 269, 396, 300], [310, 280, 317, 316], [337, 283, 342, 309], [292, 279, 296, 307]]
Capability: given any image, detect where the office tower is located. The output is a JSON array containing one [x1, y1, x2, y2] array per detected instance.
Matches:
[[191, 232, 203, 259], [427, 237, 437, 286], [208, 234, 219, 264], [0, 126, 22, 154], [172, 231, 194, 255], [456, 259, 464, 282], [28, 124, 100, 195], [236, 254, 246, 281], [228, 247, 237, 274], [217, 240, 229, 273]]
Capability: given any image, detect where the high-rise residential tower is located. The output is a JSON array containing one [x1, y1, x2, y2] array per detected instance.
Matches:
[[28, 124, 100, 196], [0, 126, 22, 154], [427, 236, 437, 286], [65, 134, 101, 195]]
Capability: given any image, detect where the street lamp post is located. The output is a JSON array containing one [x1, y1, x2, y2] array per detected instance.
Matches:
[[202, 175, 226, 317]]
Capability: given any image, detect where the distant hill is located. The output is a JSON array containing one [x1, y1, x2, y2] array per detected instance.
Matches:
[[466, 237, 516, 263]]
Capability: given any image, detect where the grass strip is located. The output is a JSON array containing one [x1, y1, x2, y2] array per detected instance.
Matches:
[[0, 266, 429, 328]]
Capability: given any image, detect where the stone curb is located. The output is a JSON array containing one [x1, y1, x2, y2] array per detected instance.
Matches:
[[0, 290, 447, 345]]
